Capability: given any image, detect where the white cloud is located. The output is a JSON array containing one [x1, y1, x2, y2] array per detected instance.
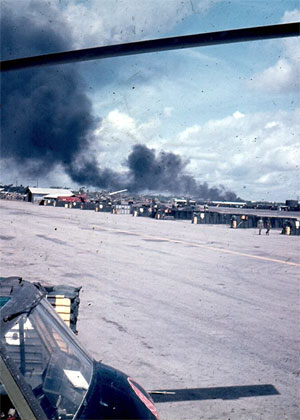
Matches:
[[233, 111, 245, 119], [265, 121, 279, 129], [163, 106, 174, 117], [249, 9, 300, 94], [250, 58, 298, 94], [59, 0, 221, 48], [257, 172, 278, 185], [169, 108, 300, 199], [106, 109, 136, 131], [282, 8, 300, 23]]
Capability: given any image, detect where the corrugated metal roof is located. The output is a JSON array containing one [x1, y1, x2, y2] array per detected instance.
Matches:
[[28, 187, 73, 196], [44, 193, 73, 199]]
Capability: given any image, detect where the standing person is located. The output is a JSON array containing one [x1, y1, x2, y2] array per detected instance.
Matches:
[[266, 218, 271, 235], [257, 218, 264, 235]]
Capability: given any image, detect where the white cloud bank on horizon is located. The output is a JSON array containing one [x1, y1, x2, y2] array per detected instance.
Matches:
[[172, 108, 300, 200]]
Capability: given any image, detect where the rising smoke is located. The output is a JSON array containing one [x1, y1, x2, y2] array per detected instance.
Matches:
[[1, 2, 239, 201], [126, 145, 239, 200], [1, 3, 96, 179]]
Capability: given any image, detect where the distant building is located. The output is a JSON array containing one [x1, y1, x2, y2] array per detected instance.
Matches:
[[209, 201, 247, 208], [26, 187, 74, 203]]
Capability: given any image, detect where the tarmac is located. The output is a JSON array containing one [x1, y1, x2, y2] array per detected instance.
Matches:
[[0, 200, 299, 420]]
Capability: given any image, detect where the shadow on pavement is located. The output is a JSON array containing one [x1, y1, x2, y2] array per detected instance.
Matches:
[[149, 384, 279, 403]]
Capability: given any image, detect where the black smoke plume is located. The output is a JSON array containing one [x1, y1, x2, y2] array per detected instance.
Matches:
[[1, 4, 96, 179], [1, 3, 239, 201], [126, 145, 239, 200]]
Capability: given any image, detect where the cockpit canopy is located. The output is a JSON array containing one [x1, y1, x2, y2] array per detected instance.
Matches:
[[0, 277, 93, 420]]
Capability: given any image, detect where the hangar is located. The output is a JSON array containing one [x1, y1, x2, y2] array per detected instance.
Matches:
[[26, 187, 74, 203]]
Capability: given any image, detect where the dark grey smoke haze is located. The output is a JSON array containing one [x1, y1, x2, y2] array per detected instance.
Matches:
[[1, 4, 96, 180], [1, 3, 239, 200], [126, 145, 239, 200]]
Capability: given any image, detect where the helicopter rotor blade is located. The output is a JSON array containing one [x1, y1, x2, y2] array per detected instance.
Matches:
[[0, 22, 299, 72]]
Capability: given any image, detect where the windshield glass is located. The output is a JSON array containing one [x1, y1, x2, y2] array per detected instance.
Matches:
[[2, 299, 93, 420]]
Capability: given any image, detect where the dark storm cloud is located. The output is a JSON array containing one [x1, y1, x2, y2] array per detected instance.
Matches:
[[1, 3, 239, 200]]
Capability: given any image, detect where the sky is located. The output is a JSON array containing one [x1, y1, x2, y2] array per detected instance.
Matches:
[[1, 0, 299, 201]]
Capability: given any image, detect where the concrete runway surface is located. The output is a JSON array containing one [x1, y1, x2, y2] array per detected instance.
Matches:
[[1, 200, 299, 420]]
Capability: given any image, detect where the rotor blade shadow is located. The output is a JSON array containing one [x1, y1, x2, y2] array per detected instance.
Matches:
[[149, 384, 279, 403]]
